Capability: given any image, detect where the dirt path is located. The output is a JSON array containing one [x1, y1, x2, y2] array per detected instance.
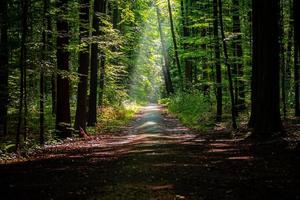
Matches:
[[0, 104, 299, 200]]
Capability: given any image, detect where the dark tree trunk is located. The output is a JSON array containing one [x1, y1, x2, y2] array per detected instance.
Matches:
[[156, 6, 174, 95], [213, 0, 222, 122], [250, 0, 283, 137], [294, 0, 300, 116], [167, 0, 183, 89], [74, 0, 90, 131], [218, 0, 237, 129], [0, 0, 9, 135], [201, 28, 210, 94], [88, 0, 106, 126], [56, 0, 71, 137], [232, 0, 245, 111]]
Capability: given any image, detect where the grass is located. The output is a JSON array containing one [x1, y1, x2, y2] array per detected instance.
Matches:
[[96, 102, 141, 134]]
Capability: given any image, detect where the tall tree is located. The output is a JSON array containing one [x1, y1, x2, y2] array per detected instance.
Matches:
[[16, 0, 29, 149], [156, 6, 174, 95], [213, 0, 222, 122], [56, 0, 71, 137], [167, 0, 183, 89], [232, 0, 245, 111], [294, 0, 300, 116], [218, 0, 237, 129], [0, 0, 9, 135], [88, 0, 106, 126], [74, 0, 90, 131], [40, 0, 51, 145], [250, 0, 282, 137]]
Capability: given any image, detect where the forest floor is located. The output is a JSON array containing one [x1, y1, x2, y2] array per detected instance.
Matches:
[[0, 104, 300, 200]]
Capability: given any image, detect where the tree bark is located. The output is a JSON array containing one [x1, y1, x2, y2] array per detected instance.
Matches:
[[74, 0, 90, 131], [0, 0, 9, 135], [250, 0, 283, 138], [213, 0, 222, 122], [56, 0, 71, 137]]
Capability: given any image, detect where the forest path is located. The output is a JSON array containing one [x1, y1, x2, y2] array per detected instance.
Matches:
[[125, 103, 189, 134], [0, 104, 299, 200]]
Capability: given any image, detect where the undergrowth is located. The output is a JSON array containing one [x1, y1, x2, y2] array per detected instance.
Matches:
[[160, 92, 216, 131], [96, 102, 141, 134]]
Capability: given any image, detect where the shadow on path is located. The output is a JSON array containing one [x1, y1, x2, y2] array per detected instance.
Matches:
[[0, 104, 299, 200]]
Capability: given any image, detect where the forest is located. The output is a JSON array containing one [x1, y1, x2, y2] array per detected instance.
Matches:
[[0, 0, 300, 199]]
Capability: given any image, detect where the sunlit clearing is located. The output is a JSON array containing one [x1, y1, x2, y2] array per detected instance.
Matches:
[[129, 7, 164, 103]]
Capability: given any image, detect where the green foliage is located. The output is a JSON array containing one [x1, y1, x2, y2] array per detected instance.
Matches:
[[166, 92, 216, 130]]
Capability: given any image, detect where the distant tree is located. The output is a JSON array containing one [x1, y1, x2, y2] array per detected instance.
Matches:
[[218, 0, 237, 129], [156, 6, 174, 95], [0, 0, 9, 135], [167, 0, 183, 89], [56, 0, 71, 137], [250, 0, 283, 137], [231, 0, 245, 111]]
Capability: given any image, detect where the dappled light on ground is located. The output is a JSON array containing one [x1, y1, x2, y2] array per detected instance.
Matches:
[[0, 104, 299, 200]]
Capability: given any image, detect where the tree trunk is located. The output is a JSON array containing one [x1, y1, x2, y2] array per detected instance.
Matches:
[[88, 0, 100, 126], [56, 0, 71, 137], [0, 0, 9, 135], [40, 0, 51, 145], [16, 0, 29, 149], [279, 1, 286, 118], [156, 6, 174, 95], [201, 28, 210, 94], [250, 0, 282, 138], [213, 0, 222, 122], [218, 0, 237, 129], [232, 0, 245, 111], [74, 0, 90, 131], [167, 0, 183, 89], [294, 0, 300, 116]]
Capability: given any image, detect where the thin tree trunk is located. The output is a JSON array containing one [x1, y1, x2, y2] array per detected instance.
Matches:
[[285, 0, 293, 105], [17, 0, 29, 150], [74, 0, 90, 131], [232, 0, 245, 111], [279, 1, 286, 118], [156, 6, 174, 95], [218, 0, 237, 129], [167, 0, 183, 89], [40, 0, 51, 145], [213, 0, 222, 122], [0, 0, 9, 135], [56, 0, 71, 137], [201, 28, 210, 94]]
